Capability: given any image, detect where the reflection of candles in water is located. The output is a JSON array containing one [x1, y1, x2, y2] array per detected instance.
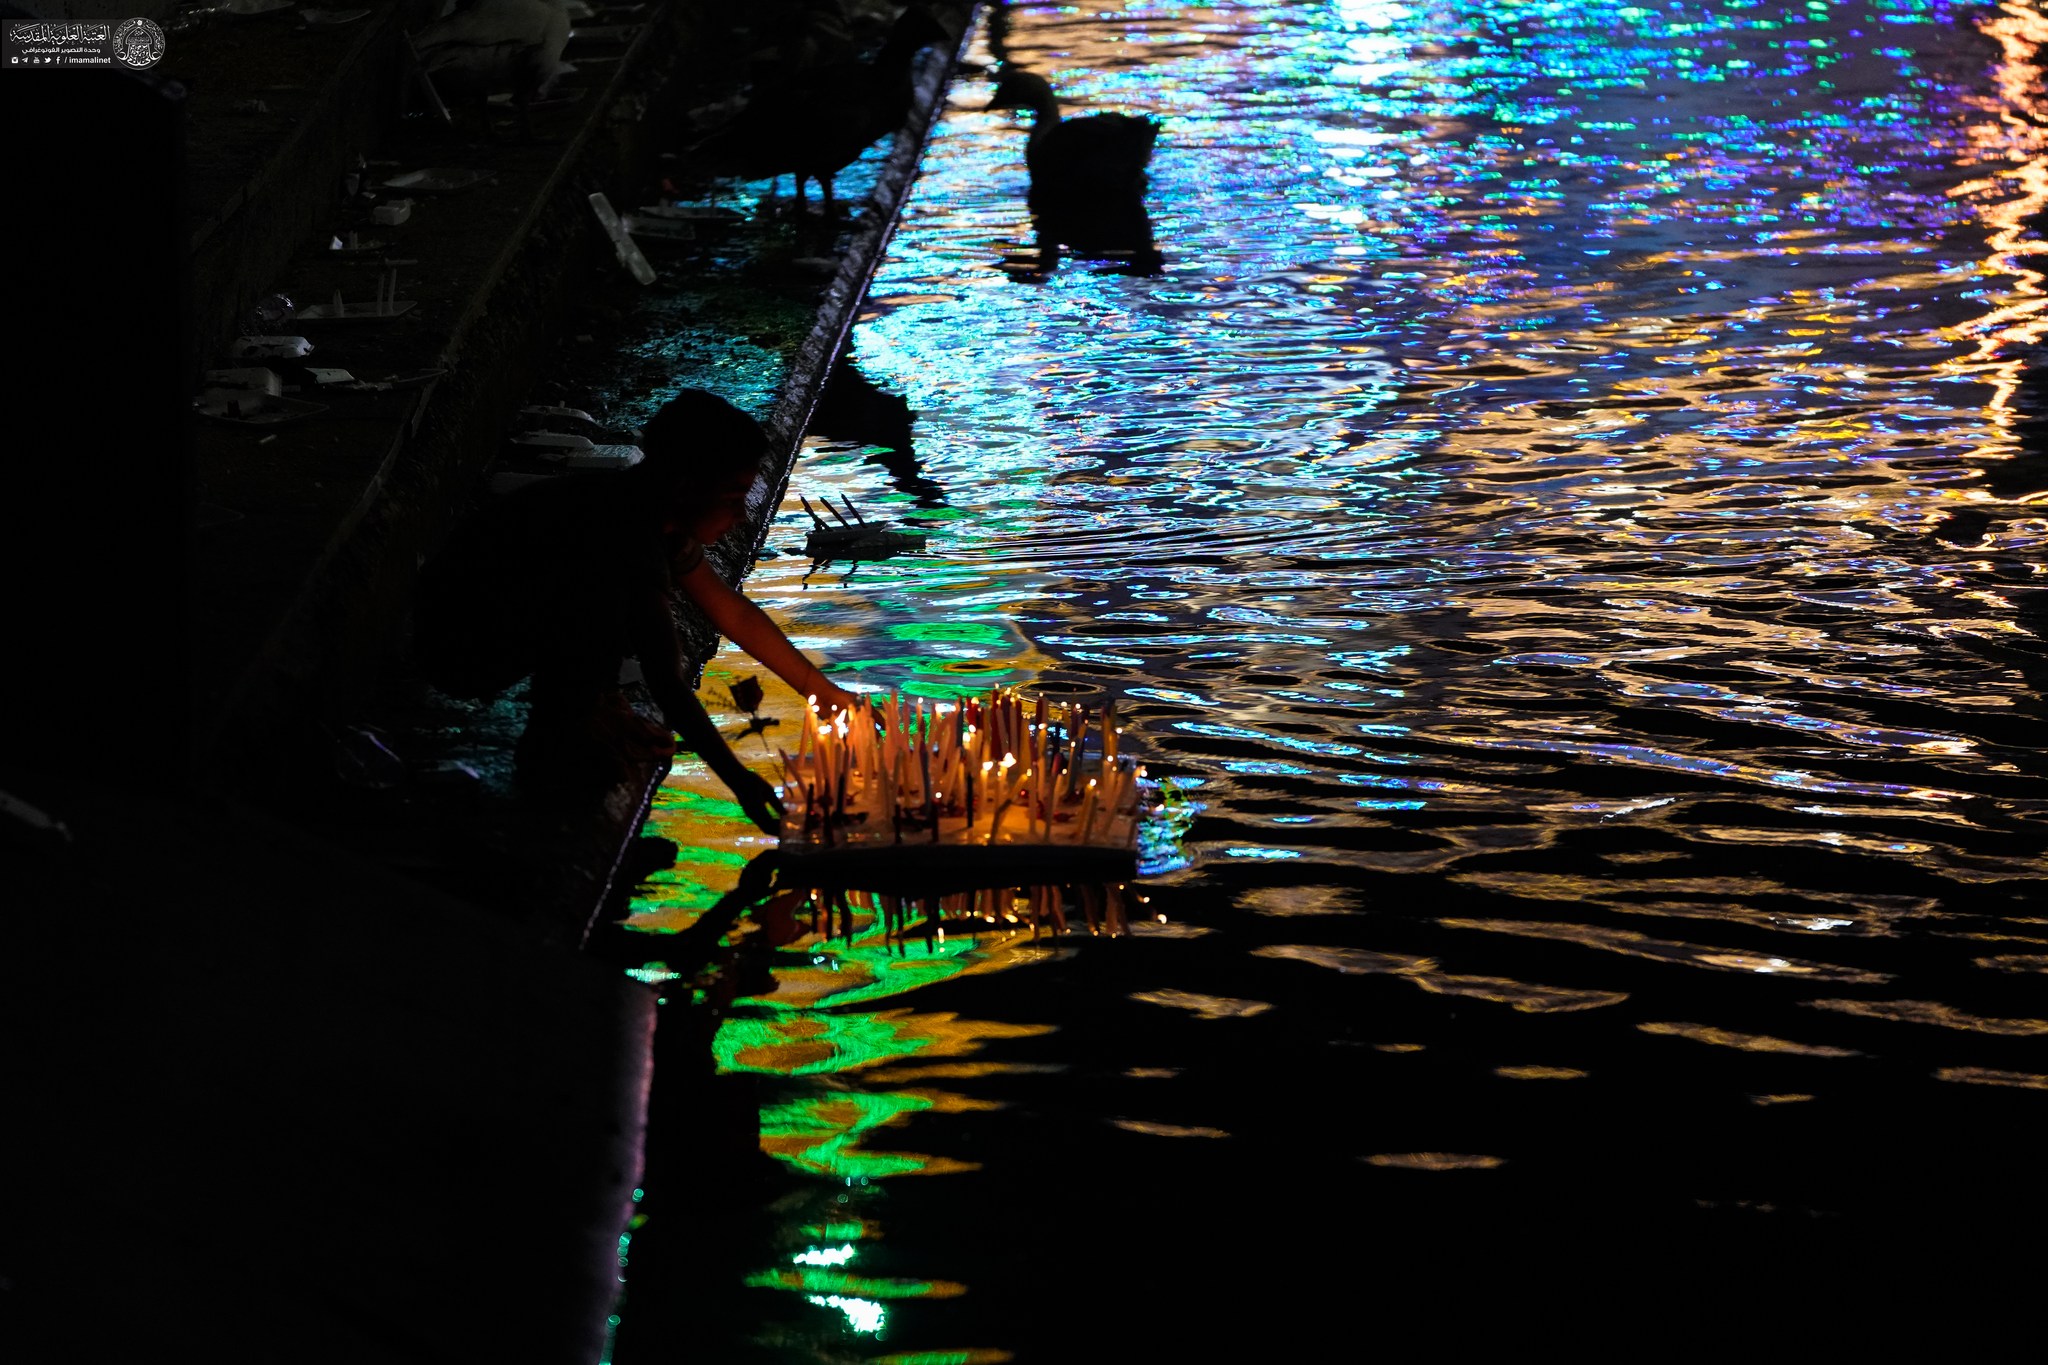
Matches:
[[918, 715, 934, 834]]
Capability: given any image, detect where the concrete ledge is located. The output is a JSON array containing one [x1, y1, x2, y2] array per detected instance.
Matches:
[[3, 778, 655, 1363]]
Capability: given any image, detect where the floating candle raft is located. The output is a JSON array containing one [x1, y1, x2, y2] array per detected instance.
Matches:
[[778, 687, 1142, 888]]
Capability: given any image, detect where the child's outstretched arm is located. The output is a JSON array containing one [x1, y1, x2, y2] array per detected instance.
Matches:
[[633, 585, 785, 834], [674, 558, 859, 713]]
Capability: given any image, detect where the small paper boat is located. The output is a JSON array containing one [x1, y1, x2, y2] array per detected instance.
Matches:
[[511, 432, 642, 469], [492, 86, 588, 109], [381, 167, 491, 194], [568, 22, 638, 43], [551, 444, 643, 470], [204, 367, 282, 395], [503, 431, 630, 470], [510, 431, 593, 451], [635, 203, 744, 222], [370, 368, 447, 388], [230, 335, 313, 360], [295, 299, 416, 321], [519, 404, 598, 426], [806, 526, 927, 558], [798, 493, 927, 560], [196, 388, 327, 425]]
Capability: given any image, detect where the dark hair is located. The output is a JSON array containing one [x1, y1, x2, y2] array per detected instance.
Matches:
[[638, 389, 769, 483]]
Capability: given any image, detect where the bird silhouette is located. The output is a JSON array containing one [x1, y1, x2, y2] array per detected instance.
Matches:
[[412, 0, 572, 142], [986, 65, 1161, 271], [686, 3, 952, 214], [809, 357, 946, 506]]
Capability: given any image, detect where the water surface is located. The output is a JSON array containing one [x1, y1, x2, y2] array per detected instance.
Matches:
[[625, 0, 2048, 1355]]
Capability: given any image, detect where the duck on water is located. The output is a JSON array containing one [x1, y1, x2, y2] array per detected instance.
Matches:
[[986, 64, 1161, 272]]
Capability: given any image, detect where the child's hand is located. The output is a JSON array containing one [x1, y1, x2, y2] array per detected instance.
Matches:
[[814, 681, 861, 716], [728, 769, 786, 836]]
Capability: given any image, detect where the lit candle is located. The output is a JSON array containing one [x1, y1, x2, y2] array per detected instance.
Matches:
[[1066, 708, 1088, 800], [881, 750, 898, 843], [1041, 756, 1059, 838], [923, 731, 938, 841], [1031, 694, 1048, 804]]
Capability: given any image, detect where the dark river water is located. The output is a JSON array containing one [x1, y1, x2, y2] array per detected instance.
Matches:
[[617, 0, 2048, 1356]]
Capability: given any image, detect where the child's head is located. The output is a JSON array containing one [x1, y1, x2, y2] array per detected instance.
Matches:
[[638, 390, 770, 543]]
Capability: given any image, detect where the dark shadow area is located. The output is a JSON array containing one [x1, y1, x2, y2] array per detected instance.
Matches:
[[587, 849, 1141, 1365], [676, 3, 952, 217], [809, 353, 947, 505], [2, 778, 653, 1364], [1, 70, 190, 786], [1001, 193, 1163, 280]]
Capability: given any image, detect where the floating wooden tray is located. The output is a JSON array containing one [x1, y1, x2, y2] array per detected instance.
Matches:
[[778, 839, 1136, 895], [196, 389, 327, 425], [568, 23, 639, 44], [805, 526, 926, 559]]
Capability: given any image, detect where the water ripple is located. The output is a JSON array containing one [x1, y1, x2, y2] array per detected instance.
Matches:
[[675, 2, 2048, 1350]]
